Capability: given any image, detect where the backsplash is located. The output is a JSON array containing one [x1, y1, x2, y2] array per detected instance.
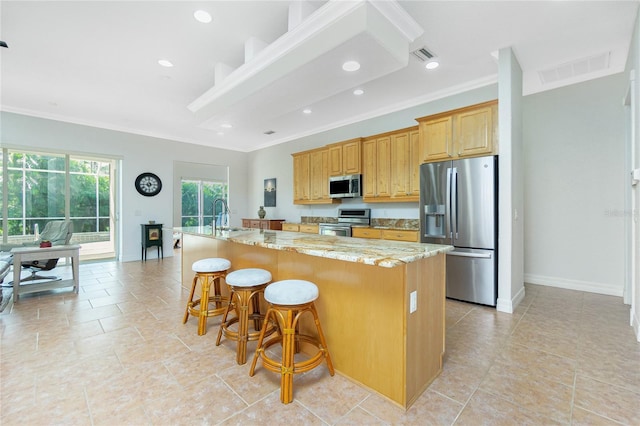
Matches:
[[301, 216, 337, 224], [300, 216, 419, 230], [371, 218, 419, 230]]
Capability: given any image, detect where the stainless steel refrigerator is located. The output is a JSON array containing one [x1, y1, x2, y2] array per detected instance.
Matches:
[[420, 155, 498, 306]]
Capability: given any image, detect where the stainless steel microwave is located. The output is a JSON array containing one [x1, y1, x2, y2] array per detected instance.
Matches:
[[329, 174, 362, 198]]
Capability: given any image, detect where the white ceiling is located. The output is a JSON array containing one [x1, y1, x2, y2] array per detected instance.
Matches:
[[1, 1, 637, 152]]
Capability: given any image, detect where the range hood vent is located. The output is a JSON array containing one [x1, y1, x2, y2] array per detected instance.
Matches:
[[411, 46, 436, 62]]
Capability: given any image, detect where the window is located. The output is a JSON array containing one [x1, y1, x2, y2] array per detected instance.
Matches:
[[69, 157, 112, 234], [181, 179, 228, 227], [1, 148, 117, 259], [5, 151, 65, 238]]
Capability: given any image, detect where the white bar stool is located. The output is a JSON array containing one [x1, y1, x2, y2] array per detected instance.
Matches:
[[216, 268, 276, 364], [249, 279, 334, 404], [183, 257, 231, 335]]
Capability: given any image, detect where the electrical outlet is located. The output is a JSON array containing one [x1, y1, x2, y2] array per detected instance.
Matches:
[[410, 291, 417, 313]]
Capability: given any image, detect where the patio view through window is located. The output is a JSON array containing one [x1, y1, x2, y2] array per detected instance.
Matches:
[[1, 149, 117, 260], [181, 179, 228, 228]]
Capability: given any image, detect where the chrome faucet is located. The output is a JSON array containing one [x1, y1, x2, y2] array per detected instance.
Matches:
[[213, 198, 231, 235]]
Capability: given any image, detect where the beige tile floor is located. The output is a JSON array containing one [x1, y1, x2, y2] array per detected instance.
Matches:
[[1, 253, 639, 425]]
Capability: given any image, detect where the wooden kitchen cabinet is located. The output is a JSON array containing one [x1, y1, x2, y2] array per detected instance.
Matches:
[[299, 224, 319, 234], [418, 115, 453, 161], [382, 229, 419, 242], [292, 152, 310, 203], [362, 134, 391, 202], [242, 219, 284, 230], [328, 138, 362, 176], [364, 126, 419, 203], [352, 227, 382, 239], [455, 102, 497, 157], [282, 223, 300, 232], [281, 223, 318, 233], [390, 127, 420, 201], [352, 227, 419, 242], [310, 148, 330, 201], [292, 149, 339, 205], [417, 100, 498, 163]]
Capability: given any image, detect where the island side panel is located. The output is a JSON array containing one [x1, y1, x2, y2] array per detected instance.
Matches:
[[275, 250, 407, 406], [405, 253, 446, 407]]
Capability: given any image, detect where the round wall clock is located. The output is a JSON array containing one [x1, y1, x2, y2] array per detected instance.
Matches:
[[135, 172, 162, 197]]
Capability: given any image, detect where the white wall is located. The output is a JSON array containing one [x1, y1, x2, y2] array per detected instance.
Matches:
[[0, 112, 249, 262], [523, 74, 627, 296]]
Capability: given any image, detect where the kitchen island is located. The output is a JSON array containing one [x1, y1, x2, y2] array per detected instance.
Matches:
[[177, 226, 452, 409]]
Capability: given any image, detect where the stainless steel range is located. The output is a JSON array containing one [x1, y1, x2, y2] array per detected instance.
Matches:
[[318, 208, 370, 237]]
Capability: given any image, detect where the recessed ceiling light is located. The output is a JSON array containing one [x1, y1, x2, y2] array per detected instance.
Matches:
[[158, 59, 173, 68], [303, 109, 312, 114], [194, 10, 212, 23], [342, 61, 360, 72], [425, 61, 440, 70], [353, 89, 364, 96], [221, 123, 232, 129]]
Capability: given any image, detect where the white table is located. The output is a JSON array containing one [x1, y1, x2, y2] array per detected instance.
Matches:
[[11, 244, 81, 302]]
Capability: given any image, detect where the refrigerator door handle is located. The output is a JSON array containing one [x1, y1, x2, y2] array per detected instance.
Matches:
[[451, 167, 458, 240], [448, 251, 492, 259], [446, 167, 452, 239]]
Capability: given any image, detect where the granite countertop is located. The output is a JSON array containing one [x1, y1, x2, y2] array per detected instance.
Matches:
[[176, 227, 451, 268]]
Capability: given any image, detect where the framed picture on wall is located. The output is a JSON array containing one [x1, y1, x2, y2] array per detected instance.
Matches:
[[264, 178, 276, 207]]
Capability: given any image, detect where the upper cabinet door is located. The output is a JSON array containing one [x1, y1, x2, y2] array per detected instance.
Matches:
[[328, 145, 343, 176], [328, 138, 362, 176], [390, 131, 410, 197], [375, 136, 391, 198], [419, 116, 453, 162], [455, 104, 495, 157], [362, 139, 377, 198], [292, 152, 310, 202], [309, 149, 325, 200], [342, 139, 361, 175], [409, 129, 421, 197]]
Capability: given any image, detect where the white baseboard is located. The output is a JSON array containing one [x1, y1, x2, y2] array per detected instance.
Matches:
[[496, 297, 513, 313], [523, 273, 623, 297], [496, 285, 526, 314]]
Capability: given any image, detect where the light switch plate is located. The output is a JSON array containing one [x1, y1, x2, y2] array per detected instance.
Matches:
[[410, 291, 417, 313]]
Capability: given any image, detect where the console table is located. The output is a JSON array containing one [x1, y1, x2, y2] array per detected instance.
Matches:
[[11, 244, 81, 302], [241, 219, 284, 230]]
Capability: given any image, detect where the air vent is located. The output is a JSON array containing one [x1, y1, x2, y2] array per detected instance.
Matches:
[[263, 130, 275, 135], [411, 46, 436, 62], [539, 52, 610, 85]]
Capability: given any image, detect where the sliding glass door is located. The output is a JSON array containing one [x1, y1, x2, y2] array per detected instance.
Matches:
[[1, 148, 117, 260], [181, 179, 227, 227]]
